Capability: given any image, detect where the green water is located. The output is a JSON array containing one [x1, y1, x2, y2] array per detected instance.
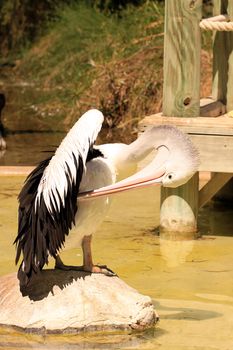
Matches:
[[0, 176, 233, 349]]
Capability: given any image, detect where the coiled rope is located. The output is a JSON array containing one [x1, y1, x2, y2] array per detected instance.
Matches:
[[200, 14, 233, 31]]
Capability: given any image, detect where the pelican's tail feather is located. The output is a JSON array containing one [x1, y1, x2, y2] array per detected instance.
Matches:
[[15, 157, 52, 286]]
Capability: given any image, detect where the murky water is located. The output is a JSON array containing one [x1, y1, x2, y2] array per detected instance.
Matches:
[[0, 129, 136, 166], [0, 133, 64, 166], [0, 172, 233, 349]]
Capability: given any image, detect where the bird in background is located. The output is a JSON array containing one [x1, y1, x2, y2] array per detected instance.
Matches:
[[0, 93, 6, 151], [14, 109, 199, 286]]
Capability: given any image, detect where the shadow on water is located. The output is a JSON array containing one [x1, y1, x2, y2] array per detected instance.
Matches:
[[199, 202, 233, 237], [154, 300, 221, 321]]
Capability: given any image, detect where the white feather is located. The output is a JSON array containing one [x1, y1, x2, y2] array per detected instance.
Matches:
[[35, 109, 104, 213]]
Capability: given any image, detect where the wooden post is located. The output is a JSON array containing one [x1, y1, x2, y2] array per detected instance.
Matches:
[[163, 0, 202, 117], [212, 0, 233, 111], [212, 0, 233, 203], [160, 0, 202, 237], [160, 174, 199, 239]]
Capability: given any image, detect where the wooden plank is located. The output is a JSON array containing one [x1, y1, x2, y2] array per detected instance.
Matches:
[[191, 134, 233, 172], [163, 0, 202, 117], [214, 176, 233, 202], [160, 173, 199, 238], [199, 173, 233, 208], [212, 0, 233, 111], [200, 98, 226, 117], [199, 171, 211, 190], [139, 113, 233, 135]]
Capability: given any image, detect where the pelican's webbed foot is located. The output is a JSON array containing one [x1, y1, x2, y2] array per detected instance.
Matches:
[[55, 235, 117, 277], [55, 256, 117, 277], [54, 258, 83, 272], [91, 264, 117, 277]]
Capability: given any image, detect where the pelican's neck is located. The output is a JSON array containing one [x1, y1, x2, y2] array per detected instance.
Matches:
[[98, 143, 138, 180], [122, 129, 165, 164], [98, 130, 167, 177]]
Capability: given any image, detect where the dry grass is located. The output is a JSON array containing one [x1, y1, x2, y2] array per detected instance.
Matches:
[[73, 46, 163, 131]]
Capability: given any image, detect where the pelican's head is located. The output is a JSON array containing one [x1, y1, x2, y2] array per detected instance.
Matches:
[[160, 154, 198, 188], [149, 125, 199, 188], [78, 125, 199, 199]]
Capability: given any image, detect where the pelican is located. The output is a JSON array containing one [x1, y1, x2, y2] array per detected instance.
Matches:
[[0, 93, 6, 150], [14, 109, 199, 286]]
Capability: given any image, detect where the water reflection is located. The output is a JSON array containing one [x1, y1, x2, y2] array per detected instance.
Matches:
[[0, 133, 63, 166], [0, 127, 137, 166], [0, 327, 158, 350], [159, 237, 194, 268]]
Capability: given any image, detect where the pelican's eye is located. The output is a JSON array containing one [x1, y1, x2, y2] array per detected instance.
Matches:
[[166, 173, 174, 181], [162, 172, 175, 186]]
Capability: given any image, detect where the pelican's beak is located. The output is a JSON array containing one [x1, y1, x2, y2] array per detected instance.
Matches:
[[78, 146, 169, 200]]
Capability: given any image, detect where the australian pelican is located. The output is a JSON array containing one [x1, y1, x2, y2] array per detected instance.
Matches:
[[14, 109, 199, 285]]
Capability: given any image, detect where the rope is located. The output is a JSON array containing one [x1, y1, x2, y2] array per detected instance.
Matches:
[[200, 14, 233, 31]]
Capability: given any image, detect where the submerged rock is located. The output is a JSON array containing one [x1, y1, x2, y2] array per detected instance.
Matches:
[[0, 270, 157, 334]]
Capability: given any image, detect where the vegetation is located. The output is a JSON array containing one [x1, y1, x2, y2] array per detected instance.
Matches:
[[0, 1, 165, 133], [0, 0, 164, 56], [0, 0, 212, 134]]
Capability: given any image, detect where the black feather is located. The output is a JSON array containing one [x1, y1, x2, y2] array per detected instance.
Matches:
[[14, 144, 103, 286], [86, 146, 103, 162]]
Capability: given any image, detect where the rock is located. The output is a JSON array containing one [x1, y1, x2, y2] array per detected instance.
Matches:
[[0, 270, 157, 334]]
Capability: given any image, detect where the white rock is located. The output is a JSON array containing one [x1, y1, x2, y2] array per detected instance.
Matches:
[[0, 270, 158, 334]]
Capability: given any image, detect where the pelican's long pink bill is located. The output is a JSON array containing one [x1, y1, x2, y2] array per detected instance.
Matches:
[[78, 145, 170, 200], [78, 165, 166, 200]]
